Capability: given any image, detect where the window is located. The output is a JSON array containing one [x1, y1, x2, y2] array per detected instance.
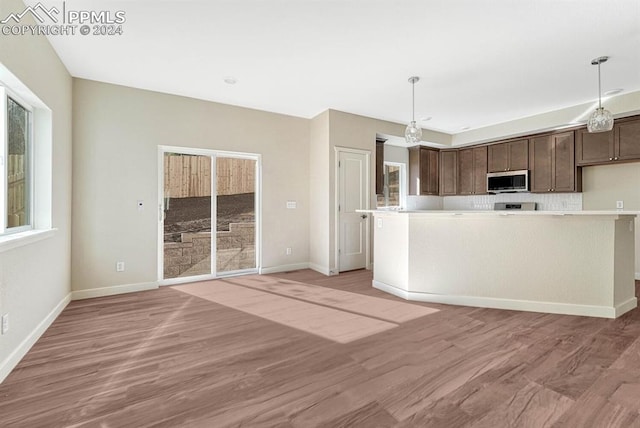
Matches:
[[1, 89, 33, 234], [376, 161, 405, 209]]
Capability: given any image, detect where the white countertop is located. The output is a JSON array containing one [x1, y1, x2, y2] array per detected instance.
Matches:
[[359, 209, 639, 217]]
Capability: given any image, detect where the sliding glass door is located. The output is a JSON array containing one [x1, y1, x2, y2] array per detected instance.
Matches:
[[160, 147, 259, 283], [216, 156, 257, 274]]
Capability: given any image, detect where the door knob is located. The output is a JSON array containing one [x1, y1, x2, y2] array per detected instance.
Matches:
[[360, 214, 368, 219]]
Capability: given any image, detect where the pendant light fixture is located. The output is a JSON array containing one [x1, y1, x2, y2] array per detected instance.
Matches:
[[405, 76, 422, 144], [587, 56, 614, 133]]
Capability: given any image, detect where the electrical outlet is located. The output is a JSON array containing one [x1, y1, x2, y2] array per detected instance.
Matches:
[[116, 261, 125, 272], [616, 201, 624, 210], [286, 247, 292, 256], [1, 314, 9, 334]]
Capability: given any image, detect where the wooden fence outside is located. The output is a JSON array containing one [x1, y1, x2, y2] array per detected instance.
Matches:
[[7, 154, 26, 227], [164, 154, 255, 198]]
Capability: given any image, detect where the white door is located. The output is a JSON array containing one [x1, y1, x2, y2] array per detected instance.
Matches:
[[338, 150, 369, 272]]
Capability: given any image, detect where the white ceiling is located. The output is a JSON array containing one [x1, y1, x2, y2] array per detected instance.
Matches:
[[25, 0, 640, 134]]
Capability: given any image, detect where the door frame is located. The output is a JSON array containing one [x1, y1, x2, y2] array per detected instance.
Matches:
[[334, 146, 371, 274], [157, 145, 262, 286]]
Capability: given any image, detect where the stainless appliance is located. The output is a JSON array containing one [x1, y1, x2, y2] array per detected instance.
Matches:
[[493, 202, 537, 211], [487, 170, 529, 193]]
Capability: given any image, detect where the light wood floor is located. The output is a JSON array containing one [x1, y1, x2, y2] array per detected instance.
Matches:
[[2, 270, 640, 427]]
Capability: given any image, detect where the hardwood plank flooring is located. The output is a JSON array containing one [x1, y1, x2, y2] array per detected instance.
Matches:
[[1, 269, 640, 427]]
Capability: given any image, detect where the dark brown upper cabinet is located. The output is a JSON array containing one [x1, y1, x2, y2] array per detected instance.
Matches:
[[457, 146, 487, 195], [488, 139, 529, 172], [375, 139, 385, 195], [439, 150, 457, 196], [409, 146, 439, 196], [576, 116, 640, 165], [615, 117, 640, 161], [529, 131, 580, 193]]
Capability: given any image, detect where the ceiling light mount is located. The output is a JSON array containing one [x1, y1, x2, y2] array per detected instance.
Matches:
[[587, 56, 614, 133], [405, 76, 422, 144]]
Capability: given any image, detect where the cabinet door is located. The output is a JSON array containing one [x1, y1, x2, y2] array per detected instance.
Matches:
[[472, 146, 488, 195], [439, 150, 457, 196], [408, 147, 420, 195], [529, 136, 553, 192], [420, 148, 430, 194], [425, 148, 439, 195], [552, 132, 576, 192], [375, 141, 384, 195], [508, 139, 529, 170], [488, 143, 508, 172], [457, 148, 474, 195], [615, 118, 640, 161], [576, 128, 614, 165], [409, 147, 439, 195]]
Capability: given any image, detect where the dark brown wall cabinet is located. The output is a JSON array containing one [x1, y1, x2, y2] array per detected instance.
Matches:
[[529, 131, 581, 193], [576, 117, 640, 165], [375, 139, 385, 195], [457, 146, 488, 195], [488, 139, 529, 172], [439, 150, 457, 196], [409, 146, 439, 195]]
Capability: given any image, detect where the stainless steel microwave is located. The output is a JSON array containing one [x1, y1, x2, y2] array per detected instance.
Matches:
[[487, 170, 529, 193]]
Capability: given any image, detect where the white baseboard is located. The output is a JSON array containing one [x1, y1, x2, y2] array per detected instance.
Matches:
[[71, 281, 158, 300], [373, 280, 409, 299], [308, 263, 340, 276], [308, 263, 332, 276], [259, 263, 309, 275], [615, 297, 638, 317], [0, 292, 71, 384], [373, 280, 633, 319]]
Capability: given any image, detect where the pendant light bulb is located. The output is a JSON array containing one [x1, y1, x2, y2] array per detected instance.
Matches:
[[587, 56, 614, 133], [405, 76, 422, 144]]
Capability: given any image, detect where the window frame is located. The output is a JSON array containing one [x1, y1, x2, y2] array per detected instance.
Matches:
[[1, 86, 34, 235]]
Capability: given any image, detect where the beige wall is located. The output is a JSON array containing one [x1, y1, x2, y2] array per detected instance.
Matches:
[[72, 79, 310, 291], [309, 111, 330, 273], [312, 110, 408, 273], [0, 0, 73, 381], [582, 163, 640, 278]]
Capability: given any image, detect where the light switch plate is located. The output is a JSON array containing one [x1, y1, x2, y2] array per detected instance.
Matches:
[[1, 314, 8, 334], [616, 201, 624, 209], [286, 201, 297, 209]]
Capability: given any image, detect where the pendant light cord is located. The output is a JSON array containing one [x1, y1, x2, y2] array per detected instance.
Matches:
[[597, 61, 602, 109], [412, 80, 416, 122]]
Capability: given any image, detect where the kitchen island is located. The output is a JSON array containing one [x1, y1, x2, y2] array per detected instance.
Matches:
[[368, 210, 638, 318]]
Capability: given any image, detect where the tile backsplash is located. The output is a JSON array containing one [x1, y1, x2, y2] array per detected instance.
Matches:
[[443, 193, 583, 211], [407, 195, 444, 210]]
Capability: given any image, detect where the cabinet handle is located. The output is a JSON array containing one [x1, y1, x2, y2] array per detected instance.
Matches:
[[615, 157, 618, 160], [548, 188, 551, 191], [610, 157, 613, 160]]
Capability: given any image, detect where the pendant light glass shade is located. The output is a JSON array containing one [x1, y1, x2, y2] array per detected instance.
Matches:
[[587, 107, 614, 133], [587, 56, 614, 133], [405, 121, 422, 144], [405, 76, 422, 144]]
